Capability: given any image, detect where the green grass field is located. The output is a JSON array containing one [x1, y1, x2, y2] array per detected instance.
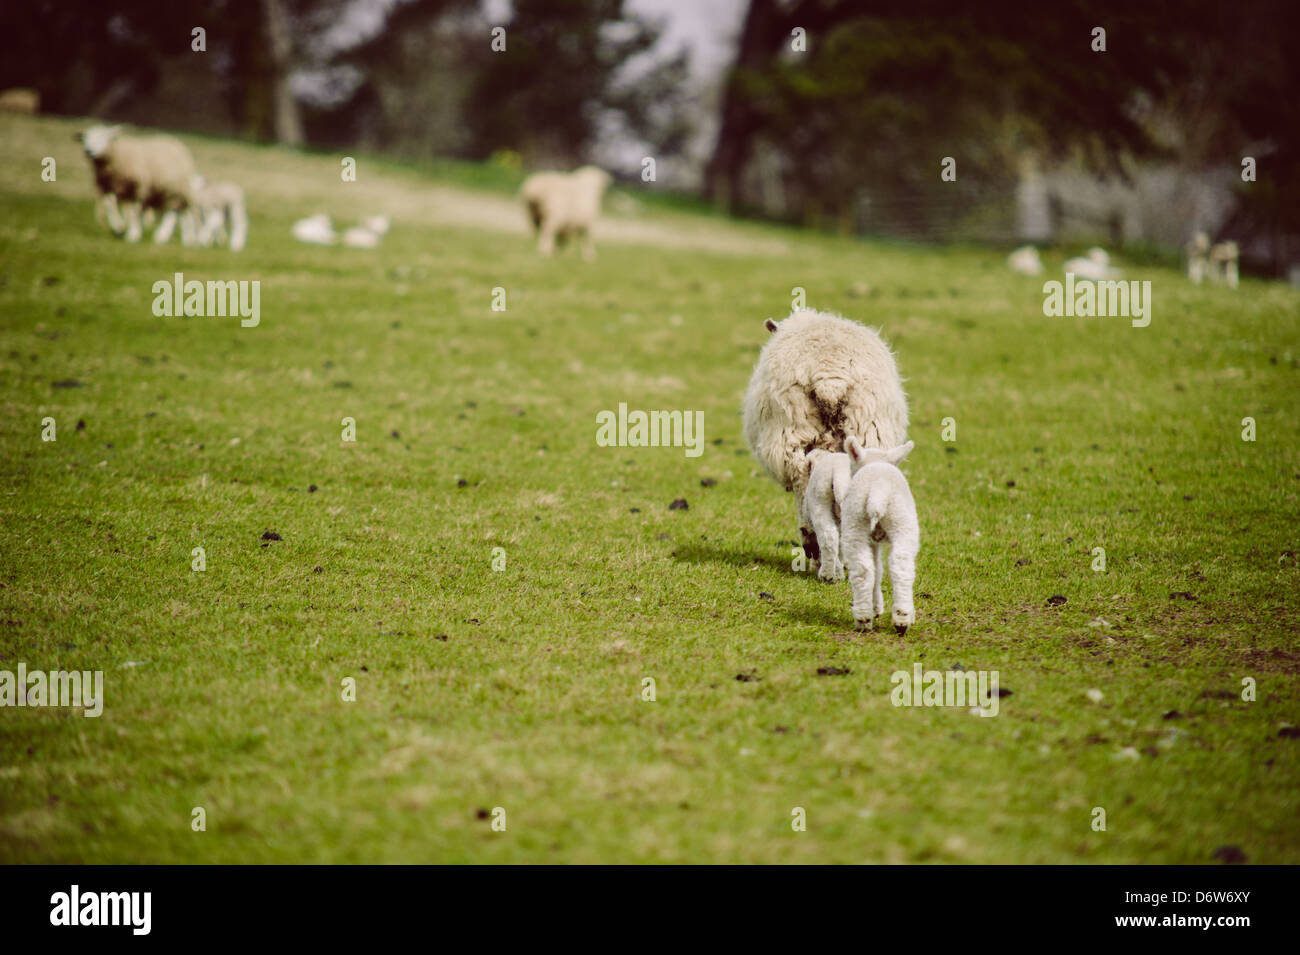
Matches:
[[1, 112, 1297, 864]]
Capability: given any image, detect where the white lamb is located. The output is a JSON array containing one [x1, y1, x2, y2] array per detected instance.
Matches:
[[520, 165, 612, 260], [191, 176, 248, 252], [743, 308, 909, 564], [1063, 246, 1121, 280], [799, 450, 852, 581], [840, 438, 919, 634], [1209, 240, 1239, 289], [1186, 231, 1210, 284], [1007, 245, 1043, 276], [292, 214, 337, 246], [77, 124, 198, 245]]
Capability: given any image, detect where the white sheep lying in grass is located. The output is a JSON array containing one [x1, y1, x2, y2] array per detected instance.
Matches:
[[841, 438, 919, 634], [1063, 247, 1121, 280], [1007, 244, 1043, 276], [191, 176, 248, 251], [292, 214, 337, 245], [743, 308, 909, 564], [799, 450, 852, 581], [520, 166, 612, 260], [78, 124, 197, 245]]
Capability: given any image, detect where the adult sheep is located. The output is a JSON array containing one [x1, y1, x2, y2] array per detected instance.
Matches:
[[520, 165, 612, 260], [77, 125, 198, 245], [743, 309, 909, 564]]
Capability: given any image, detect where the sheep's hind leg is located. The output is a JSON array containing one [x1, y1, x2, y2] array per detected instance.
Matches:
[[872, 541, 885, 618], [844, 538, 876, 630], [812, 509, 843, 582], [888, 534, 918, 635]]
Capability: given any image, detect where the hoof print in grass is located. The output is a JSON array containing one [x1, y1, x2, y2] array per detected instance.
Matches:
[[1046, 594, 1067, 606], [700, 478, 717, 487], [669, 498, 688, 510], [309, 484, 318, 493], [1015, 558, 1031, 566], [1211, 845, 1247, 865], [261, 531, 282, 541], [75, 419, 86, 431], [1278, 726, 1300, 739], [735, 670, 760, 682], [817, 666, 850, 676], [313, 565, 323, 573], [475, 808, 491, 820], [1168, 591, 1197, 601], [435, 634, 449, 641], [456, 478, 468, 487], [1162, 710, 1183, 720], [52, 379, 82, 389], [758, 592, 774, 600]]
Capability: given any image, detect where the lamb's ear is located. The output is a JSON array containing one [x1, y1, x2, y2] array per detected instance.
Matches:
[[764, 318, 779, 334], [887, 440, 915, 465], [845, 436, 865, 462]]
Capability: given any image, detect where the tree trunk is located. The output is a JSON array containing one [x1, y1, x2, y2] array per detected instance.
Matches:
[[261, 0, 304, 147], [703, 0, 786, 212]]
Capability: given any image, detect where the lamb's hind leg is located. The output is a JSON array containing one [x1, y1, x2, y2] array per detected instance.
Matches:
[[872, 541, 885, 619], [843, 535, 877, 630], [812, 507, 843, 582], [888, 532, 918, 635]]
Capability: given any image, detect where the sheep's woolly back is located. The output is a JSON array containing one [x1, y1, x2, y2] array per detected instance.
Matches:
[[521, 165, 612, 233], [743, 309, 908, 496], [85, 128, 197, 210]]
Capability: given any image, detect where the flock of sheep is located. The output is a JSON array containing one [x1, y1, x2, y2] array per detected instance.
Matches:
[[76, 122, 616, 261], [743, 310, 919, 633], [1007, 234, 1240, 287], [77, 124, 247, 251]]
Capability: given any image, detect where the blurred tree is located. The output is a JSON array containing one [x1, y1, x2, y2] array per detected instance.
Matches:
[[459, 0, 691, 167], [706, 0, 1298, 247]]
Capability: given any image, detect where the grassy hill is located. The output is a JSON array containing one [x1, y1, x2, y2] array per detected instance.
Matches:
[[1, 113, 1298, 863]]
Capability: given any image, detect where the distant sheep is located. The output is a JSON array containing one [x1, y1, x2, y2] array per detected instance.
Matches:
[[1063, 247, 1121, 280], [292, 214, 336, 246], [191, 177, 248, 252], [0, 88, 39, 114], [77, 125, 198, 245], [520, 166, 612, 260], [841, 438, 919, 634], [799, 449, 851, 581], [1007, 245, 1043, 276], [1186, 231, 1210, 284], [1209, 240, 1239, 289], [743, 309, 909, 563]]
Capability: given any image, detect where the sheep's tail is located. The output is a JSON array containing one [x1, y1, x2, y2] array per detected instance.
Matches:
[[865, 486, 889, 542]]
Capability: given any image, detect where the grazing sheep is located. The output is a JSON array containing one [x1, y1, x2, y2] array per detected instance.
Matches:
[[840, 438, 919, 634], [0, 88, 39, 114], [1007, 245, 1043, 276], [1063, 247, 1121, 280], [743, 309, 909, 563], [77, 125, 198, 245], [191, 176, 248, 252], [292, 214, 337, 246], [1186, 231, 1210, 284], [1209, 240, 1239, 289], [520, 165, 612, 260], [799, 450, 852, 581]]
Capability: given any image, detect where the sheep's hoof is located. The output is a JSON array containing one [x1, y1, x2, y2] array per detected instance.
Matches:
[[818, 566, 843, 583], [854, 616, 873, 632], [894, 624, 909, 637]]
